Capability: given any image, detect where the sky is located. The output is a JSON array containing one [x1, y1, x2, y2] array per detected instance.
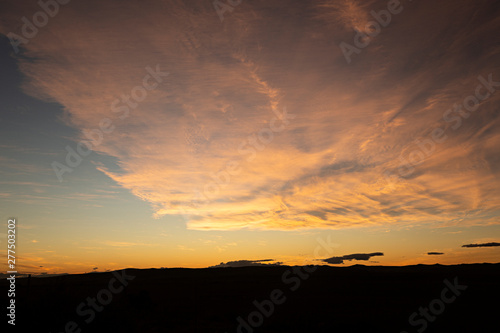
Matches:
[[0, 0, 499, 274]]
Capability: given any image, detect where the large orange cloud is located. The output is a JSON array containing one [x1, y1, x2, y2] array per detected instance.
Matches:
[[1, 0, 499, 230]]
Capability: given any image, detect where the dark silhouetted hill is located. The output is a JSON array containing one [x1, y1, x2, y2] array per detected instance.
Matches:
[[2, 263, 499, 332]]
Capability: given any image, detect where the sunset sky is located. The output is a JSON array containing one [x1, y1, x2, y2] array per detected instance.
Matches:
[[1, 0, 499, 274]]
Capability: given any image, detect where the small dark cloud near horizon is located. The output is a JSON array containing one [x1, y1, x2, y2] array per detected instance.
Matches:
[[321, 252, 384, 265], [209, 259, 282, 268], [462, 242, 500, 248], [427, 252, 444, 255]]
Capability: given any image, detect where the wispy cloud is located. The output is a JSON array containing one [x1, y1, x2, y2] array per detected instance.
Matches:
[[177, 245, 196, 252], [1, 0, 499, 231], [321, 252, 384, 264], [103, 241, 158, 247], [316, 0, 376, 31], [209, 259, 282, 268], [462, 242, 500, 248]]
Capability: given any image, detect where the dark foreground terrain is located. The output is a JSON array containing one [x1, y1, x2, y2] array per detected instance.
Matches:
[[2, 263, 499, 332]]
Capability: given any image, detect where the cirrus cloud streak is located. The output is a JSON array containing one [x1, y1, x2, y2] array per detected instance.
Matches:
[[1, 0, 500, 230]]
